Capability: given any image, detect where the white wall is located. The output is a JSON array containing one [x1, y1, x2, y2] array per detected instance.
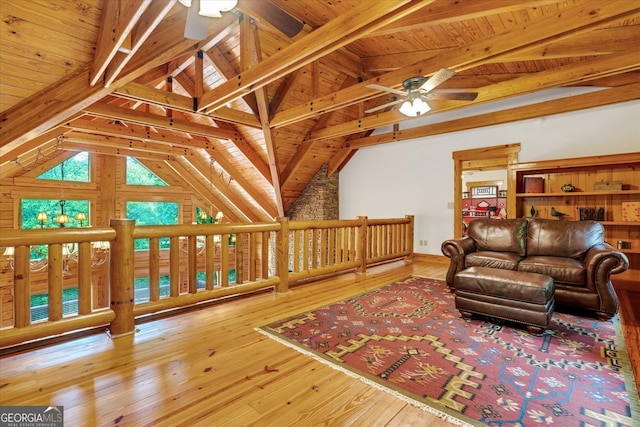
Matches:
[[339, 100, 640, 255]]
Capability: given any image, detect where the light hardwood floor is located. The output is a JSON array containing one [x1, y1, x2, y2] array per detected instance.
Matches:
[[0, 257, 638, 426]]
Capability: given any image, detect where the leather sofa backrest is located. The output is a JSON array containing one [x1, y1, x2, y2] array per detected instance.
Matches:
[[527, 218, 604, 258], [468, 218, 528, 256]]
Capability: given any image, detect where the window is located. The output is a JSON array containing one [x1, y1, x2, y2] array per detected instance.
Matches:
[[22, 199, 90, 230], [37, 152, 89, 182], [126, 201, 178, 250], [126, 157, 167, 186]]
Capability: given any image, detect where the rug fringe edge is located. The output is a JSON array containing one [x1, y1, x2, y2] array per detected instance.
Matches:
[[255, 327, 476, 427]]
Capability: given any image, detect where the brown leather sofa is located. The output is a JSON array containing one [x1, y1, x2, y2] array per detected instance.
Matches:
[[441, 218, 629, 320]]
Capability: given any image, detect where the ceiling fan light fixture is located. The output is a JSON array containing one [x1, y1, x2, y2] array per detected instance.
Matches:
[[199, 0, 238, 18], [399, 95, 431, 117]]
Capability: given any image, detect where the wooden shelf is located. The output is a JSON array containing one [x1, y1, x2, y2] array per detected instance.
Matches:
[[511, 152, 640, 292], [516, 190, 640, 198], [620, 248, 640, 254]]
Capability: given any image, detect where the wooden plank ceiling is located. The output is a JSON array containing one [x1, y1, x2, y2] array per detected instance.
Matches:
[[1, 0, 638, 222]]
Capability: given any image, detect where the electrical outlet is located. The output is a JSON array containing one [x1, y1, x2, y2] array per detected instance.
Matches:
[[419, 240, 428, 246]]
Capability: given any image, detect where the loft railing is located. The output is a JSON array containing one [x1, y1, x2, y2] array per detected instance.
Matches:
[[0, 216, 413, 348]]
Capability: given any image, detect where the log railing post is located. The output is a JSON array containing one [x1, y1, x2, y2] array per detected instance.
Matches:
[[275, 217, 289, 293], [405, 215, 415, 262], [109, 219, 136, 337], [357, 216, 367, 274]]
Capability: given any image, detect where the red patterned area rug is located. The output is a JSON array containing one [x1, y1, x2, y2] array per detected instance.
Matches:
[[257, 276, 639, 426]]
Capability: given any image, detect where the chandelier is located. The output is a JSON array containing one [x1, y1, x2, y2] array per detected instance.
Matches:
[[4, 241, 110, 275]]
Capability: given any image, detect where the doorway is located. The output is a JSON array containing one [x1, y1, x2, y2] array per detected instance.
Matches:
[[452, 144, 520, 237]]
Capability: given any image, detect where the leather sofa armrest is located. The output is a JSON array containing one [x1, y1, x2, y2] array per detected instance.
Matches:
[[584, 243, 629, 317], [441, 237, 477, 288]]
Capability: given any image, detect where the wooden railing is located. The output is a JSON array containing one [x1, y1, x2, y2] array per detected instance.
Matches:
[[0, 216, 413, 348]]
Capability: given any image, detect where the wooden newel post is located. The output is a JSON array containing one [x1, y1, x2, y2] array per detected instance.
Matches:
[[109, 219, 136, 337], [405, 215, 415, 262], [275, 217, 289, 293], [357, 216, 367, 274]]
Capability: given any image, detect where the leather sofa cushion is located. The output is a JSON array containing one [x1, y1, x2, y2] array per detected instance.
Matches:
[[467, 218, 527, 256], [455, 266, 554, 304], [518, 255, 585, 285], [465, 251, 522, 270], [527, 219, 604, 259]]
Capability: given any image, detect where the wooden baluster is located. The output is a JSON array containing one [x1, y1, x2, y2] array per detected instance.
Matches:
[[48, 243, 63, 322], [13, 245, 31, 328], [302, 229, 310, 272], [221, 235, 229, 287], [77, 241, 92, 315], [169, 236, 180, 297], [188, 236, 197, 293], [236, 233, 244, 285], [311, 229, 319, 269], [293, 229, 300, 273], [149, 237, 160, 301], [261, 231, 269, 279], [249, 232, 257, 282], [205, 235, 215, 290]]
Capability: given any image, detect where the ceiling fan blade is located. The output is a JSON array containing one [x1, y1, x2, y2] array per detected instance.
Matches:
[[247, 0, 303, 38], [365, 99, 402, 114], [184, 0, 209, 40], [366, 83, 405, 96], [427, 91, 478, 101], [420, 68, 456, 93]]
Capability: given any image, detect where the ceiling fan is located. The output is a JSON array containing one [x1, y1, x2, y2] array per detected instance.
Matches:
[[365, 68, 478, 117], [179, 0, 303, 40]]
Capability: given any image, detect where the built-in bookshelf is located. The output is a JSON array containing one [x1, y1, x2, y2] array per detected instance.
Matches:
[[509, 152, 640, 289]]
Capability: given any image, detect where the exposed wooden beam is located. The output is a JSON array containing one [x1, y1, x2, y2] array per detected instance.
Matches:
[[104, 1, 176, 87], [64, 119, 210, 149], [246, 18, 284, 218], [362, 26, 640, 73], [64, 141, 177, 162], [307, 44, 640, 142], [64, 132, 195, 157], [0, 8, 237, 152], [175, 155, 261, 223], [204, 45, 260, 114], [90, 0, 153, 86], [198, 0, 434, 113], [270, 1, 640, 129], [366, 0, 559, 37], [113, 82, 261, 127], [83, 102, 239, 141], [280, 76, 358, 188], [202, 149, 278, 219], [345, 82, 640, 150]]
